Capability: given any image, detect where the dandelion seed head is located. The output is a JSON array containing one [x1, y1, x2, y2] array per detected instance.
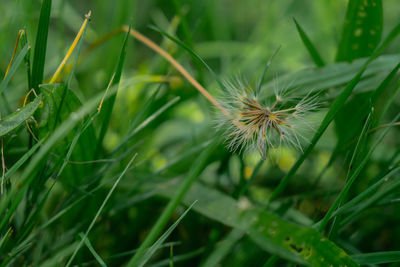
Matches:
[[215, 78, 319, 159]]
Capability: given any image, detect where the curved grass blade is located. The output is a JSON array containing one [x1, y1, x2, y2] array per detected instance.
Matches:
[[340, 168, 400, 227], [293, 18, 325, 67], [332, 166, 400, 218], [316, 112, 400, 231], [326, 110, 374, 237], [0, 44, 30, 95], [370, 62, 400, 127]]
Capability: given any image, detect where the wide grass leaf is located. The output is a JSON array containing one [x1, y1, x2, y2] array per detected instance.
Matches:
[[154, 180, 358, 267], [336, 0, 382, 62]]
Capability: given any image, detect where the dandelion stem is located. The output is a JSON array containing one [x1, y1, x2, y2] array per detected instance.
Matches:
[[81, 25, 229, 117], [122, 26, 229, 115]]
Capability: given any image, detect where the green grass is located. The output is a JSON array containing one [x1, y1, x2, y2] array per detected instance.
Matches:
[[1, 0, 400, 266]]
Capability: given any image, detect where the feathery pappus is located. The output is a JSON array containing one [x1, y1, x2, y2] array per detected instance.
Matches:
[[215, 78, 319, 160]]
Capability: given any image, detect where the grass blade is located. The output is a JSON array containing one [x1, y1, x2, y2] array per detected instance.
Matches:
[[0, 81, 121, 230], [65, 153, 137, 266], [200, 229, 244, 267], [293, 18, 325, 67], [79, 233, 107, 267], [96, 24, 131, 156], [137, 201, 197, 267], [256, 46, 281, 96], [112, 96, 180, 155], [317, 112, 400, 231], [127, 138, 220, 267], [31, 0, 52, 91], [0, 44, 30, 95], [332, 166, 400, 218], [352, 251, 400, 265]]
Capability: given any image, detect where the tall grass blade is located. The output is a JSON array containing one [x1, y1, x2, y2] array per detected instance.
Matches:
[[317, 112, 400, 231], [137, 201, 197, 267], [0, 44, 30, 95], [96, 24, 131, 156], [31, 0, 52, 91], [127, 138, 220, 267], [293, 18, 325, 67], [65, 153, 137, 266]]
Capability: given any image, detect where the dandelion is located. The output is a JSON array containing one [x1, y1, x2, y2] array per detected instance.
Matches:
[[216, 77, 319, 160]]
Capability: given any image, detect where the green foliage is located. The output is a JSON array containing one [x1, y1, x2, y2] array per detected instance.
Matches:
[[336, 0, 383, 62], [31, 0, 52, 91], [1, 0, 400, 266], [293, 18, 325, 67]]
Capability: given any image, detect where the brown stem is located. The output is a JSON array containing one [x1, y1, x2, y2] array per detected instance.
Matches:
[[83, 25, 230, 117]]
